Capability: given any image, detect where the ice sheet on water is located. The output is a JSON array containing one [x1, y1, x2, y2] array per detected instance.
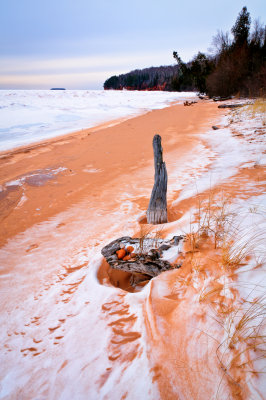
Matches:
[[0, 90, 197, 151]]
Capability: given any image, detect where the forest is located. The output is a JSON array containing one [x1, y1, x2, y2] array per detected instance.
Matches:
[[103, 65, 180, 91], [104, 7, 265, 97]]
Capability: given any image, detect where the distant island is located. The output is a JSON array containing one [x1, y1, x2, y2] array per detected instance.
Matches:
[[50, 88, 66, 90], [104, 7, 265, 98]]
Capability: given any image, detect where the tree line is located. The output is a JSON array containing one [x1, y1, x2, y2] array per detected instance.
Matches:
[[104, 7, 265, 97], [104, 65, 180, 91]]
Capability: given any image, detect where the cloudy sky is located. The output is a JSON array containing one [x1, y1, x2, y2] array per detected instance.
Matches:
[[0, 0, 265, 89]]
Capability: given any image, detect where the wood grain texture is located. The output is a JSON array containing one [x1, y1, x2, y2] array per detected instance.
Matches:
[[147, 134, 168, 224]]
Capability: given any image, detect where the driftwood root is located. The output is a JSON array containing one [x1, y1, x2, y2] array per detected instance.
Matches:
[[101, 236, 183, 283]]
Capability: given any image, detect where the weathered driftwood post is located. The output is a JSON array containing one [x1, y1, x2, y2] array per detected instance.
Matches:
[[146, 134, 168, 224]]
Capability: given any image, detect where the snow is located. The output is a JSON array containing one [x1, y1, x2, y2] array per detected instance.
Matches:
[[174, 107, 266, 203], [161, 245, 181, 263], [15, 193, 27, 208], [0, 90, 196, 151]]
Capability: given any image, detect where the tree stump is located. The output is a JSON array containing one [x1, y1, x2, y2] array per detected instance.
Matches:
[[147, 134, 168, 224]]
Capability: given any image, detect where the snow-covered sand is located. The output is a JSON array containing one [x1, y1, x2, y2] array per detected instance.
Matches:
[[0, 99, 265, 399]]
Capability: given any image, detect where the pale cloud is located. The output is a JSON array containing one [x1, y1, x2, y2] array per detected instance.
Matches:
[[0, 51, 176, 74], [0, 71, 121, 89], [0, 51, 178, 89]]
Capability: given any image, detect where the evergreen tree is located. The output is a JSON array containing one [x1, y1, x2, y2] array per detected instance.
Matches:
[[207, 7, 265, 96], [231, 6, 251, 46], [190, 52, 215, 93]]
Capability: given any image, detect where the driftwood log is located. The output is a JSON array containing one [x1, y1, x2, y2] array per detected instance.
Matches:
[[101, 236, 183, 282], [213, 96, 233, 102], [147, 135, 168, 224], [218, 103, 248, 109]]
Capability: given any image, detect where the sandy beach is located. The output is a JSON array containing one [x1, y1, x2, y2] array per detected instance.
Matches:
[[0, 100, 265, 399]]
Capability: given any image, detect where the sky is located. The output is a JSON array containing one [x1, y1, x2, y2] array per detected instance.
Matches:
[[0, 0, 265, 89]]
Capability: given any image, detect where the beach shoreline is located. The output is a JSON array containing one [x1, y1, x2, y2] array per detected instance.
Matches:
[[0, 100, 223, 246], [0, 98, 190, 157], [0, 90, 197, 153]]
